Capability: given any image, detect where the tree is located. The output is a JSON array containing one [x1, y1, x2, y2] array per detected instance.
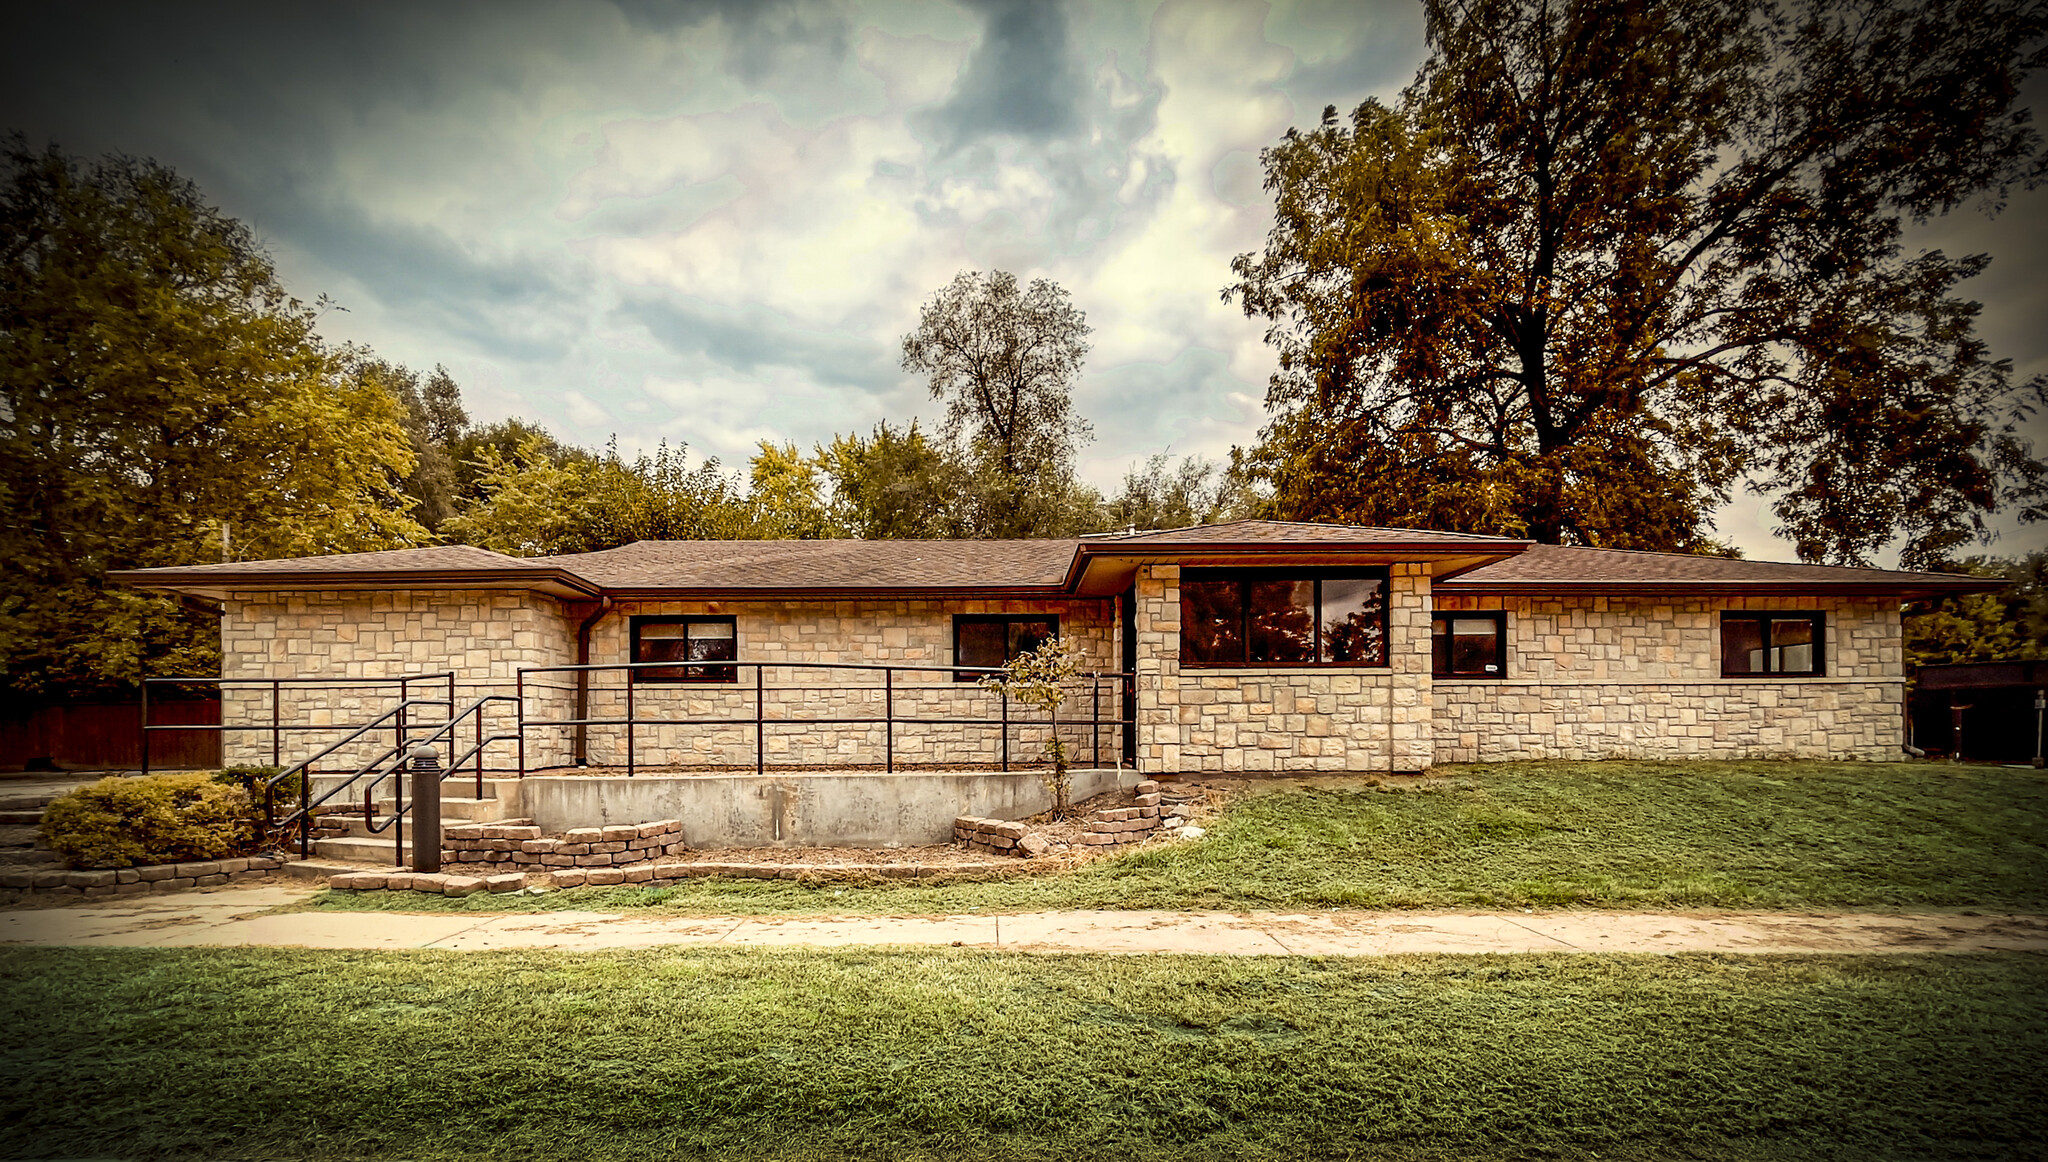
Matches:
[[1226, 0, 2046, 567], [351, 359, 470, 532], [815, 421, 972, 539], [442, 436, 755, 555], [747, 441, 841, 539], [901, 270, 1095, 536], [1904, 553, 2048, 665], [978, 635, 1083, 819], [0, 139, 426, 698], [1102, 452, 1267, 532]]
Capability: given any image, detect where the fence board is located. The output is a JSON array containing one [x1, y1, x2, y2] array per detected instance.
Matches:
[[0, 700, 221, 770]]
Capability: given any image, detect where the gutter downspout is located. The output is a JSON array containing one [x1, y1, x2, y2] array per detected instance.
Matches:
[[574, 596, 613, 767]]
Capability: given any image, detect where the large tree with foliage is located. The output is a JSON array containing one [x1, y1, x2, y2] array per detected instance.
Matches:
[[901, 270, 1095, 537], [0, 139, 425, 698], [441, 437, 755, 555], [1227, 0, 2046, 566]]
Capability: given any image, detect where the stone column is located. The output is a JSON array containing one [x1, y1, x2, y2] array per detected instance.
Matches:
[[1388, 562, 1435, 772], [1132, 563, 1181, 776]]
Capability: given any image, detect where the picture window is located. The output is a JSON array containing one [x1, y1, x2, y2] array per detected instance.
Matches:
[[1180, 570, 1388, 668]]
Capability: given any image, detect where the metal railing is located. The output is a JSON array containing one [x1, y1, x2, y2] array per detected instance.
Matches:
[[514, 660, 1136, 778], [141, 673, 457, 775]]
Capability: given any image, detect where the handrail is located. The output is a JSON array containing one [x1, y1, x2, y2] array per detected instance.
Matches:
[[140, 672, 457, 775], [517, 659, 1137, 778]]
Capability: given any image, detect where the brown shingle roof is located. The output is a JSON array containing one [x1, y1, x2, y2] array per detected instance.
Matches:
[[555, 539, 1080, 593], [119, 545, 527, 576], [1440, 543, 2001, 595]]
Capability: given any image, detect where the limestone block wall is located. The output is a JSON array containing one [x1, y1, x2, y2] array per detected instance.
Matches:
[[1430, 594, 1905, 761], [219, 589, 579, 772], [567, 598, 1122, 770], [1132, 562, 1435, 774]]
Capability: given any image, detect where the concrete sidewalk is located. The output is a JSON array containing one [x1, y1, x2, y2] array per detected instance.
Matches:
[[3, 883, 2045, 955]]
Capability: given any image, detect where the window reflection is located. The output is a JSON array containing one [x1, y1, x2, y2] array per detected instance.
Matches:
[[1178, 573, 1387, 667]]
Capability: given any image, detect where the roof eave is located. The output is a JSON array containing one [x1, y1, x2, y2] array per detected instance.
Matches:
[[1434, 578, 2007, 598], [108, 567, 602, 600], [1064, 539, 1532, 590]]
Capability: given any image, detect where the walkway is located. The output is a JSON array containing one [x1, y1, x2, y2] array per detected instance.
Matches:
[[3, 884, 2044, 954]]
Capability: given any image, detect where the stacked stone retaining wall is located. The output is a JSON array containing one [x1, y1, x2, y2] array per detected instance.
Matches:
[[441, 820, 687, 868], [0, 854, 289, 900]]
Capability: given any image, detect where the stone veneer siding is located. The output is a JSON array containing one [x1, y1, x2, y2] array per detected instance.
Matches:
[[1430, 594, 1905, 761], [220, 589, 580, 770], [571, 598, 1121, 769], [1132, 562, 1436, 774]]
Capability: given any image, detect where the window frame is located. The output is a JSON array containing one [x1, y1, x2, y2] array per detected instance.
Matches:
[[629, 615, 740, 684], [1177, 567, 1391, 670], [1719, 610, 1827, 678], [952, 614, 1062, 681], [1431, 610, 1509, 680]]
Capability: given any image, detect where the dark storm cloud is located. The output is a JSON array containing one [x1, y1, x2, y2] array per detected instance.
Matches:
[[920, 0, 1086, 146], [614, 292, 896, 393]]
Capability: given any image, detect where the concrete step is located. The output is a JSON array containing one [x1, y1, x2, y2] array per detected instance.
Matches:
[[282, 857, 389, 881], [0, 809, 44, 825], [0, 825, 42, 849], [0, 848, 61, 866], [363, 796, 519, 824], [313, 835, 411, 864]]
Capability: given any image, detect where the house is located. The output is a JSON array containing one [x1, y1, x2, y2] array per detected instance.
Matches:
[[113, 520, 1996, 777]]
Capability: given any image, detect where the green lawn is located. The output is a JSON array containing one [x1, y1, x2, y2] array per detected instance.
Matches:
[[312, 760, 2048, 915], [0, 946, 2040, 1161]]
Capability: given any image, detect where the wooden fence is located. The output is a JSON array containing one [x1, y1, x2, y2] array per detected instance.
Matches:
[[0, 700, 221, 771]]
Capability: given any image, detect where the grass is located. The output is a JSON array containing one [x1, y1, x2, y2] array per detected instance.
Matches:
[[309, 760, 2048, 916], [1, 947, 2042, 1161]]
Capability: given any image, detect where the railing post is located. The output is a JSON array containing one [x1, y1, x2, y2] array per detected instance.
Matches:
[[300, 762, 312, 860], [139, 681, 151, 777], [1092, 676, 1101, 769], [271, 679, 282, 768], [475, 701, 485, 798], [755, 663, 765, 778], [625, 669, 636, 778], [1001, 688, 1010, 772], [409, 744, 442, 873], [884, 667, 894, 774], [516, 672, 527, 777]]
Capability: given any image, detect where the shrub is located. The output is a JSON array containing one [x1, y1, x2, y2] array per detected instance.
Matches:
[[210, 764, 302, 811], [39, 772, 265, 869]]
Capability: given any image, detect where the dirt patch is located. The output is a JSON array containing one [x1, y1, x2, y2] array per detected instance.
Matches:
[[437, 783, 1220, 882]]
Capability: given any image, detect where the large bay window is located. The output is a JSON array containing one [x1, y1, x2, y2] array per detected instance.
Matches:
[[1180, 570, 1387, 667]]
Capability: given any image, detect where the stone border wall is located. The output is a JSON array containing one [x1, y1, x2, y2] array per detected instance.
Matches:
[[1080, 780, 1165, 846], [0, 854, 290, 900], [330, 859, 1026, 894], [440, 820, 686, 868]]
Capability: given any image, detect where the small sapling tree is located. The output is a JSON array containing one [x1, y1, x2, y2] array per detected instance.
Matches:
[[978, 635, 1082, 819]]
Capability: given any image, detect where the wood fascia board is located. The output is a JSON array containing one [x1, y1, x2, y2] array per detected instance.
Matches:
[[1433, 578, 2007, 599], [1063, 540, 1531, 590]]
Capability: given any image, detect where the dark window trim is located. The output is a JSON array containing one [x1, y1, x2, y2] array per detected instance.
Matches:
[[1719, 610, 1827, 678], [630, 614, 740, 684], [1178, 567, 1391, 669], [1432, 609, 1509, 680], [952, 614, 1062, 681]]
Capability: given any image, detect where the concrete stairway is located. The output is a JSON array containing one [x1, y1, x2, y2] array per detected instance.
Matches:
[[0, 782, 73, 870], [303, 774, 526, 866]]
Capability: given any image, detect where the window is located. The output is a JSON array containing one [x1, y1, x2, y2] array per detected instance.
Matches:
[[954, 615, 1060, 680], [1721, 612, 1824, 677], [1180, 570, 1387, 667], [631, 616, 738, 683], [1432, 612, 1507, 678]]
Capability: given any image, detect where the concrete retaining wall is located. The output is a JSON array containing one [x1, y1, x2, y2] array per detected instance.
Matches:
[[520, 767, 1133, 848]]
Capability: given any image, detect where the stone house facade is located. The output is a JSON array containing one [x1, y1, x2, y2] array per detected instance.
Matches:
[[117, 522, 1990, 776]]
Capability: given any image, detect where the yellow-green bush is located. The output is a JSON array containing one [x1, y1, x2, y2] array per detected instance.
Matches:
[[39, 773, 265, 869]]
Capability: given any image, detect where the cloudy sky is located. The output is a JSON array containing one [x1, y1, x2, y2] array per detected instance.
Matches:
[[4, 0, 2042, 562]]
